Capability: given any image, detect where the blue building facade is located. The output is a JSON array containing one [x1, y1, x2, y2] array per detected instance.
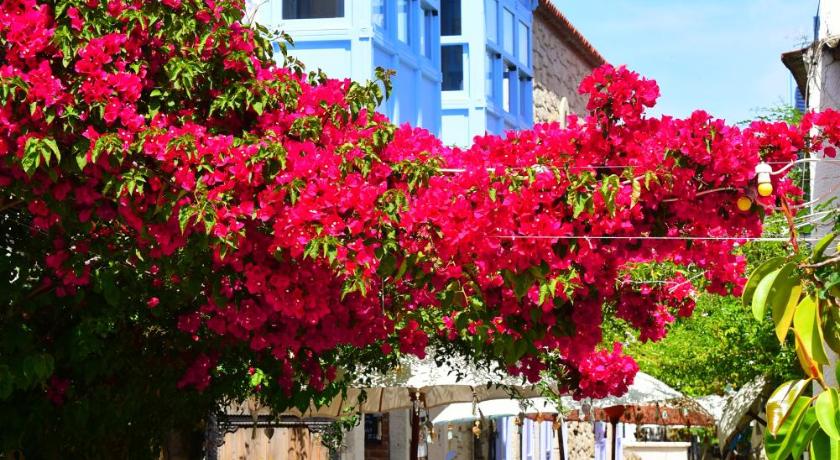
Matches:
[[255, 0, 537, 147], [441, 0, 536, 146]]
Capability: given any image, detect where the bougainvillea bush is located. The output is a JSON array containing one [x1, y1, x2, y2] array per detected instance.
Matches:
[[2, 0, 840, 456]]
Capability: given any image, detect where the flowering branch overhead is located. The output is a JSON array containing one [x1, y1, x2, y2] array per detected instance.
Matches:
[[2, 0, 839, 412]]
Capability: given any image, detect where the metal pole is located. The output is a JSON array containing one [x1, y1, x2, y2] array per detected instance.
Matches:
[[556, 422, 566, 460], [410, 392, 420, 460]]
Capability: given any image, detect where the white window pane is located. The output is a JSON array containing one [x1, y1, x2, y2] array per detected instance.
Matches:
[[372, 0, 385, 28], [518, 21, 529, 64], [422, 10, 434, 57], [485, 0, 498, 43], [485, 52, 494, 100], [503, 8, 514, 54], [398, 0, 409, 43], [503, 71, 511, 112]]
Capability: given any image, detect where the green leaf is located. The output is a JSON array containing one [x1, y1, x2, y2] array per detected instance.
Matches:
[[377, 253, 397, 278], [100, 271, 120, 308], [770, 266, 801, 343], [0, 365, 13, 399], [178, 206, 196, 233], [395, 257, 409, 280], [511, 272, 533, 301], [817, 389, 840, 440], [791, 407, 821, 460], [43, 138, 61, 164], [743, 256, 786, 310], [794, 295, 829, 365], [765, 395, 811, 460], [813, 232, 838, 262], [825, 306, 840, 355], [811, 429, 840, 460], [22, 137, 42, 174], [249, 368, 266, 387], [76, 153, 88, 171], [767, 379, 813, 435], [752, 267, 781, 321], [538, 283, 550, 306], [630, 179, 641, 209]]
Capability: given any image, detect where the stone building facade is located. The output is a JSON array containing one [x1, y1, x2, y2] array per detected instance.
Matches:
[[532, 0, 605, 122]]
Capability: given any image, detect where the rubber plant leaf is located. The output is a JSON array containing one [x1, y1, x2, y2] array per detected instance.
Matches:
[[793, 295, 829, 366], [743, 256, 786, 311], [816, 388, 840, 440], [752, 267, 782, 321], [766, 379, 813, 436], [765, 396, 812, 460]]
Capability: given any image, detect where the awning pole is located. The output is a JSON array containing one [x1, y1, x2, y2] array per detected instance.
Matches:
[[410, 391, 419, 460]]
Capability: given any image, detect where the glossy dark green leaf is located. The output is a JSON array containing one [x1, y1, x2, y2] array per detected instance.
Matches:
[[811, 429, 840, 460], [791, 407, 820, 459]]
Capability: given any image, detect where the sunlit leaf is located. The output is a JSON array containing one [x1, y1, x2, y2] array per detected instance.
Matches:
[[767, 379, 813, 435], [811, 429, 840, 460], [793, 295, 829, 365], [817, 388, 840, 440], [752, 267, 781, 321], [743, 256, 786, 311], [765, 395, 811, 460], [773, 280, 802, 344], [813, 232, 838, 262]]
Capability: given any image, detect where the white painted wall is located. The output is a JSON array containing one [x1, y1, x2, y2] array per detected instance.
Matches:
[[339, 418, 365, 460], [805, 0, 840, 390], [389, 409, 411, 460]]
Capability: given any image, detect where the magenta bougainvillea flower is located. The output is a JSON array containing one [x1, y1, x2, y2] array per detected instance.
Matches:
[[1, 0, 837, 406]]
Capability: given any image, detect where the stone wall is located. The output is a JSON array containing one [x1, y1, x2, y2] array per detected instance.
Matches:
[[532, 8, 600, 123], [565, 421, 595, 460]]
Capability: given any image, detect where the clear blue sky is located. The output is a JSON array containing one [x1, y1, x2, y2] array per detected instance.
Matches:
[[556, 0, 817, 123]]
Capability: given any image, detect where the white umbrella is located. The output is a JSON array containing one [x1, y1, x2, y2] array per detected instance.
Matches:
[[431, 397, 565, 424], [286, 352, 542, 418], [429, 371, 685, 425], [591, 372, 683, 408], [695, 394, 727, 424], [717, 375, 770, 452]]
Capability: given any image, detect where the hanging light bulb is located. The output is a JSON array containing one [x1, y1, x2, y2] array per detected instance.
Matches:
[[755, 162, 773, 197], [472, 420, 482, 438], [736, 196, 753, 211]]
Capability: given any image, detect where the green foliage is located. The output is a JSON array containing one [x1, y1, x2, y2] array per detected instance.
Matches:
[[628, 289, 799, 397], [628, 233, 799, 397], [745, 227, 840, 459]]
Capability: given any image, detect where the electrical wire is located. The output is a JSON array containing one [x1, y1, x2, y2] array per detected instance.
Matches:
[[771, 157, 840, 176], [436, 158, 840, 175], [492, 235, 822, 243]]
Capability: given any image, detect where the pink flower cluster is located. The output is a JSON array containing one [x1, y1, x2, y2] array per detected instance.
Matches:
[[576, 344, 639, 399], [2, 0, 837, 402]]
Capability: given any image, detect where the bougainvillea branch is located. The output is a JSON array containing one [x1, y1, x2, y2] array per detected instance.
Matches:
[[2, 0, 840, 429]]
